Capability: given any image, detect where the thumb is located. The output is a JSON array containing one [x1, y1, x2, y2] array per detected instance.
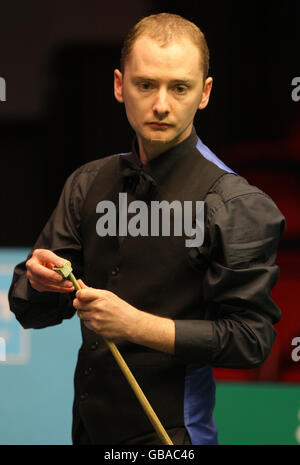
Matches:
[[77, 279, 89, 289]]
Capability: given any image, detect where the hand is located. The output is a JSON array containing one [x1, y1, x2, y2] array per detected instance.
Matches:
[[73, 280, 140, 340], [74, 280, 175, 353], [26, 249, 75, 293]]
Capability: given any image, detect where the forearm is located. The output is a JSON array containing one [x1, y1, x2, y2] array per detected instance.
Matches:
[[127, 309, 175, 354], [122, 306, 274, 368]]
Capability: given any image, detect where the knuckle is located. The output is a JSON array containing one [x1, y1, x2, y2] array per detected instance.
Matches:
[[26, 258, 33, 269], [102, 290, 111, 300], [73, 299, 80, 309], [30, 281, 41, 292]]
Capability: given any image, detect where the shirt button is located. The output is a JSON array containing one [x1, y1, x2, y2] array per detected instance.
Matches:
[[111, 266, 120, 276], [84, 367, 92, 376], [90, 341, 99, 351], [80, 393, 89, 401]]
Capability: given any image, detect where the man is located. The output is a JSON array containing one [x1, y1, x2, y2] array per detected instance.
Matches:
[[9, 13, 286, 445]]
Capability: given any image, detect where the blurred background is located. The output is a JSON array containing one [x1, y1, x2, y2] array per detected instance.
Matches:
[[0, 0, 299, 445]]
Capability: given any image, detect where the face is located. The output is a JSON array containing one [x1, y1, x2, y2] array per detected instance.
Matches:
[[114, 35, 213, 160]]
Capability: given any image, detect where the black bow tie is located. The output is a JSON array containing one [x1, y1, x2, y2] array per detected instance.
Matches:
[[120, 156, 157, 200]]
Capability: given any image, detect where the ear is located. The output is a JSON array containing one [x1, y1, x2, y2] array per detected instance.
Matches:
[[114, 69, 124, 103], [198, 77, 213, 110]]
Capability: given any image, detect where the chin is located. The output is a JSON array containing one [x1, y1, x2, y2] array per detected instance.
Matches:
[[149, 137, 172, 145], [145, 129, 175, 145]]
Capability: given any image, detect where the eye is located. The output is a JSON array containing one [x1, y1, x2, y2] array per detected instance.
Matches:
[[138, 81, 153, 91], [174, 85, 187, 95]]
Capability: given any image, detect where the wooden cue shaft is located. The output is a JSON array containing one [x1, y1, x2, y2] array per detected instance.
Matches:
[[69, 272, 173, 446]]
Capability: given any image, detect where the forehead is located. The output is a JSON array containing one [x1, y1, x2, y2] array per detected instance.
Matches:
[[126, 35, 203, 79]]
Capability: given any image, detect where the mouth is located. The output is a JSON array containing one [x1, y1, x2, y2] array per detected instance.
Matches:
[[146, 122, 172, 130]]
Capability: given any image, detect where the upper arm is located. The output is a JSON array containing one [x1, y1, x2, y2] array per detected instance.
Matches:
[[203, 178, 286, 323]]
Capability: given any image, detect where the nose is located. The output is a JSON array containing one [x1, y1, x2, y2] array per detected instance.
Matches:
[[152, 88, 170, 120]]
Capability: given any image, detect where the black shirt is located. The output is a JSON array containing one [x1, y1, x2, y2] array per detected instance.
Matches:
[[9, 128, 286, 369]]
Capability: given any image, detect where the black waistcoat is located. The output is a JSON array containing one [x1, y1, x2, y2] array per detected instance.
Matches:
[[74, 138, 226, 444]]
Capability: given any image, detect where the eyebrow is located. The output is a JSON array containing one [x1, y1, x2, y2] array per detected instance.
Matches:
[[132, 76, 195, 86]]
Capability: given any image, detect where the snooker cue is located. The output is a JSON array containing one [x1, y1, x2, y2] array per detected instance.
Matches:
[[53, 263, 173, 446]]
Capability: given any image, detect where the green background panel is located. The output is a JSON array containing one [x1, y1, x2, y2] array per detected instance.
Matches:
[[215, 383, 300, 445]]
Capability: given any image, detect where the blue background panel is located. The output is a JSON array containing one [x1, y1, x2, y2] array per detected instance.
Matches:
[[0, 248, 81, 445]]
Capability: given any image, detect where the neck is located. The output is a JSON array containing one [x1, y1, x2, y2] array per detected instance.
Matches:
[[137, 139, 172, 165]]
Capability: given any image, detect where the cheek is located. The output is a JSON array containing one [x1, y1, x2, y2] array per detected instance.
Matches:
[[124, 96, 146, 122], [178, 100, 199, 122], [124, 101, 138, 125]]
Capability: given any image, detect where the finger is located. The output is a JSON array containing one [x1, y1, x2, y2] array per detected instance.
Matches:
[[77, 309, 92, 320], [27, 261, 65, 283], [73, 296, 96, 312], [76, 288, 108, 302], [28, 249, 72, 282], [77, 279, 88, 289], [82, 320, 97, 333], [32, 249, 67, 268], [30, 279, 75, 293]]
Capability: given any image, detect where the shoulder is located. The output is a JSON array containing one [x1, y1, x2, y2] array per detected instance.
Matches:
[[205, 173, 285, 227], [63, 154, 120, 200], [70, 154, 119, 182], [194, 135, 280, 224], [59, 154, 121, 224], [204, 173, 286, 266]]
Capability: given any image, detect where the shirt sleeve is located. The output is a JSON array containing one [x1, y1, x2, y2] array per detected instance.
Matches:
[[174, 176, 286, 368], [8, 161, 101, 329]]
